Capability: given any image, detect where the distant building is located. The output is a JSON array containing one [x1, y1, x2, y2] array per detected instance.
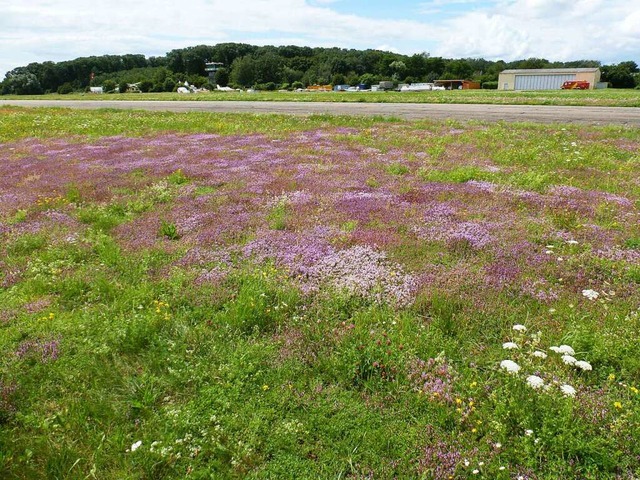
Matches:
[[434, 79, 481, 90], [498, 68, 601, 90], [205, 62, 224, 82]]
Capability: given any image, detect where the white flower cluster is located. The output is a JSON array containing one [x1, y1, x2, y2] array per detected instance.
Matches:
[[582, 289, 599, 301], [499, 326, 592, 397], [549, 345, 592, 371]]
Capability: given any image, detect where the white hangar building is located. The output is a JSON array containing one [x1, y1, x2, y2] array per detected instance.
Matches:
[[498, 68, 601, 90]]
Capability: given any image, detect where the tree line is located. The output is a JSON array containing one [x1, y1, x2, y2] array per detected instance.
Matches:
[[1, 43, 638, 95]]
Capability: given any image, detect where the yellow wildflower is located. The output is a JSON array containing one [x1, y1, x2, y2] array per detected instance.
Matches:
[[614, 401, 622, 409]]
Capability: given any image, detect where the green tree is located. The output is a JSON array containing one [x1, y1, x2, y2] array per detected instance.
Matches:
[[389, 60, 407, 80], [601, 62, 638, 88], [230, 56, 257, 87], [255, 52, 282, 84], [138, 80, 153, 92], [358, 73, 379, 87], [57, 82, 74, 94], [3, 71, 43, 95], [102, 79, 117, 92], [214, 68, 229, 87], [163, 78, 177, 92]]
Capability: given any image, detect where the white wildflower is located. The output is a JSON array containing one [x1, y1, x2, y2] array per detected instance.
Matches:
[[464, 459, 470, 467], [575, 360, 592, 371], [566, 240, 579, 245], [495, 443, 502, 449], [526, 375, 545, 389], [499, 466, 506, 471], [472, 469, 480, 474], [562, 355, 577, 365], [131, 440, 142, 452], [582, 289, 599, 300], [512, 324, 527, 332], [559, 345, 575, 355], [560, 384, 577, 397], [532, 350, 548, 359], [500, 360, 521, 374], [550, 345, 575, 355], [524, 429, 533, 436], [502, 342, 519, 350]]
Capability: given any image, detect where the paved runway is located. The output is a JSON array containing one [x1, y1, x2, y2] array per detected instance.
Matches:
[[2, 99, 640, 125]]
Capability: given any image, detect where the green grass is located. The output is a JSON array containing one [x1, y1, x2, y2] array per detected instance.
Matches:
[[0, 108, 639, 479], [3, 87, 640, 107]]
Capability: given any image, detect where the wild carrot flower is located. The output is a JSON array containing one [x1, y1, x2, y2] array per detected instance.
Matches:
[[582, 289, 599, 300], [512, 324, 527, 332], [531, 350, 548, 359], [560, 384, 577, 397], [131, 440, 142, 452], [562, 355, 577, 365], [502, 342, 519, 350], [526, 375, 545, 389], [574, 360, 592, 371], [550, 345, 575, 355], [500, 360, 521, 374]]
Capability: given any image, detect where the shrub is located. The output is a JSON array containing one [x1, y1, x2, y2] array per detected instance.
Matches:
[[482, 81, 499, 89], [214, 68, 229, 87], [256, 82, 277, 91], [138, 80, 153, 93], [102, 80, 117, 93], [57, 83, 74, 95], [163, 78, 176, 92]]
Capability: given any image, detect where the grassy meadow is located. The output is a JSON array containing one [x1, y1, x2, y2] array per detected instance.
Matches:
[[0, 106, 639, 479], [3, 88, 640, 107]]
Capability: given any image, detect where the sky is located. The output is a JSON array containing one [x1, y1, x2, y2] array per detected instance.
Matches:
[[1, 0, 639, 79]]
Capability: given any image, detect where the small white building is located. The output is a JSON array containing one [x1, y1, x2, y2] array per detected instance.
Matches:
[[498, 68, 601, 90]]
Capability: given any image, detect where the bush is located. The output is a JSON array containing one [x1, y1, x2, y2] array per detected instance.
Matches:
[[163, 78, 177, 92], [138, 80, 153, 93], [57, 83, 74, 95], [256, 82, 277, 91], [482, 81, 499, 89], [102, 80, 117, 93], [118, 82, 128, 93], [214, 68, 229, 87], [291, 81, 304, 90]]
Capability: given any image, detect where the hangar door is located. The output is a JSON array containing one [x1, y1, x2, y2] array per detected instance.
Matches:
[[514, 74, 576, 90]]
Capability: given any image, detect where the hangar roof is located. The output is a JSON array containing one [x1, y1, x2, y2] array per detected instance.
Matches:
[[500, 68, 600, 74]]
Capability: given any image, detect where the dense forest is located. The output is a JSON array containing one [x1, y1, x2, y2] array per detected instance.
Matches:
[[1, 43, 638, 94]]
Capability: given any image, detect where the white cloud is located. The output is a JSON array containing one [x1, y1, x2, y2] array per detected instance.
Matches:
[[0, 0, 638, 79], [433, 0, 639, 61]]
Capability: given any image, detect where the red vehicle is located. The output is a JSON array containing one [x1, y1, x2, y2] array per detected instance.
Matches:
[[561, 80, 590, 90]]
